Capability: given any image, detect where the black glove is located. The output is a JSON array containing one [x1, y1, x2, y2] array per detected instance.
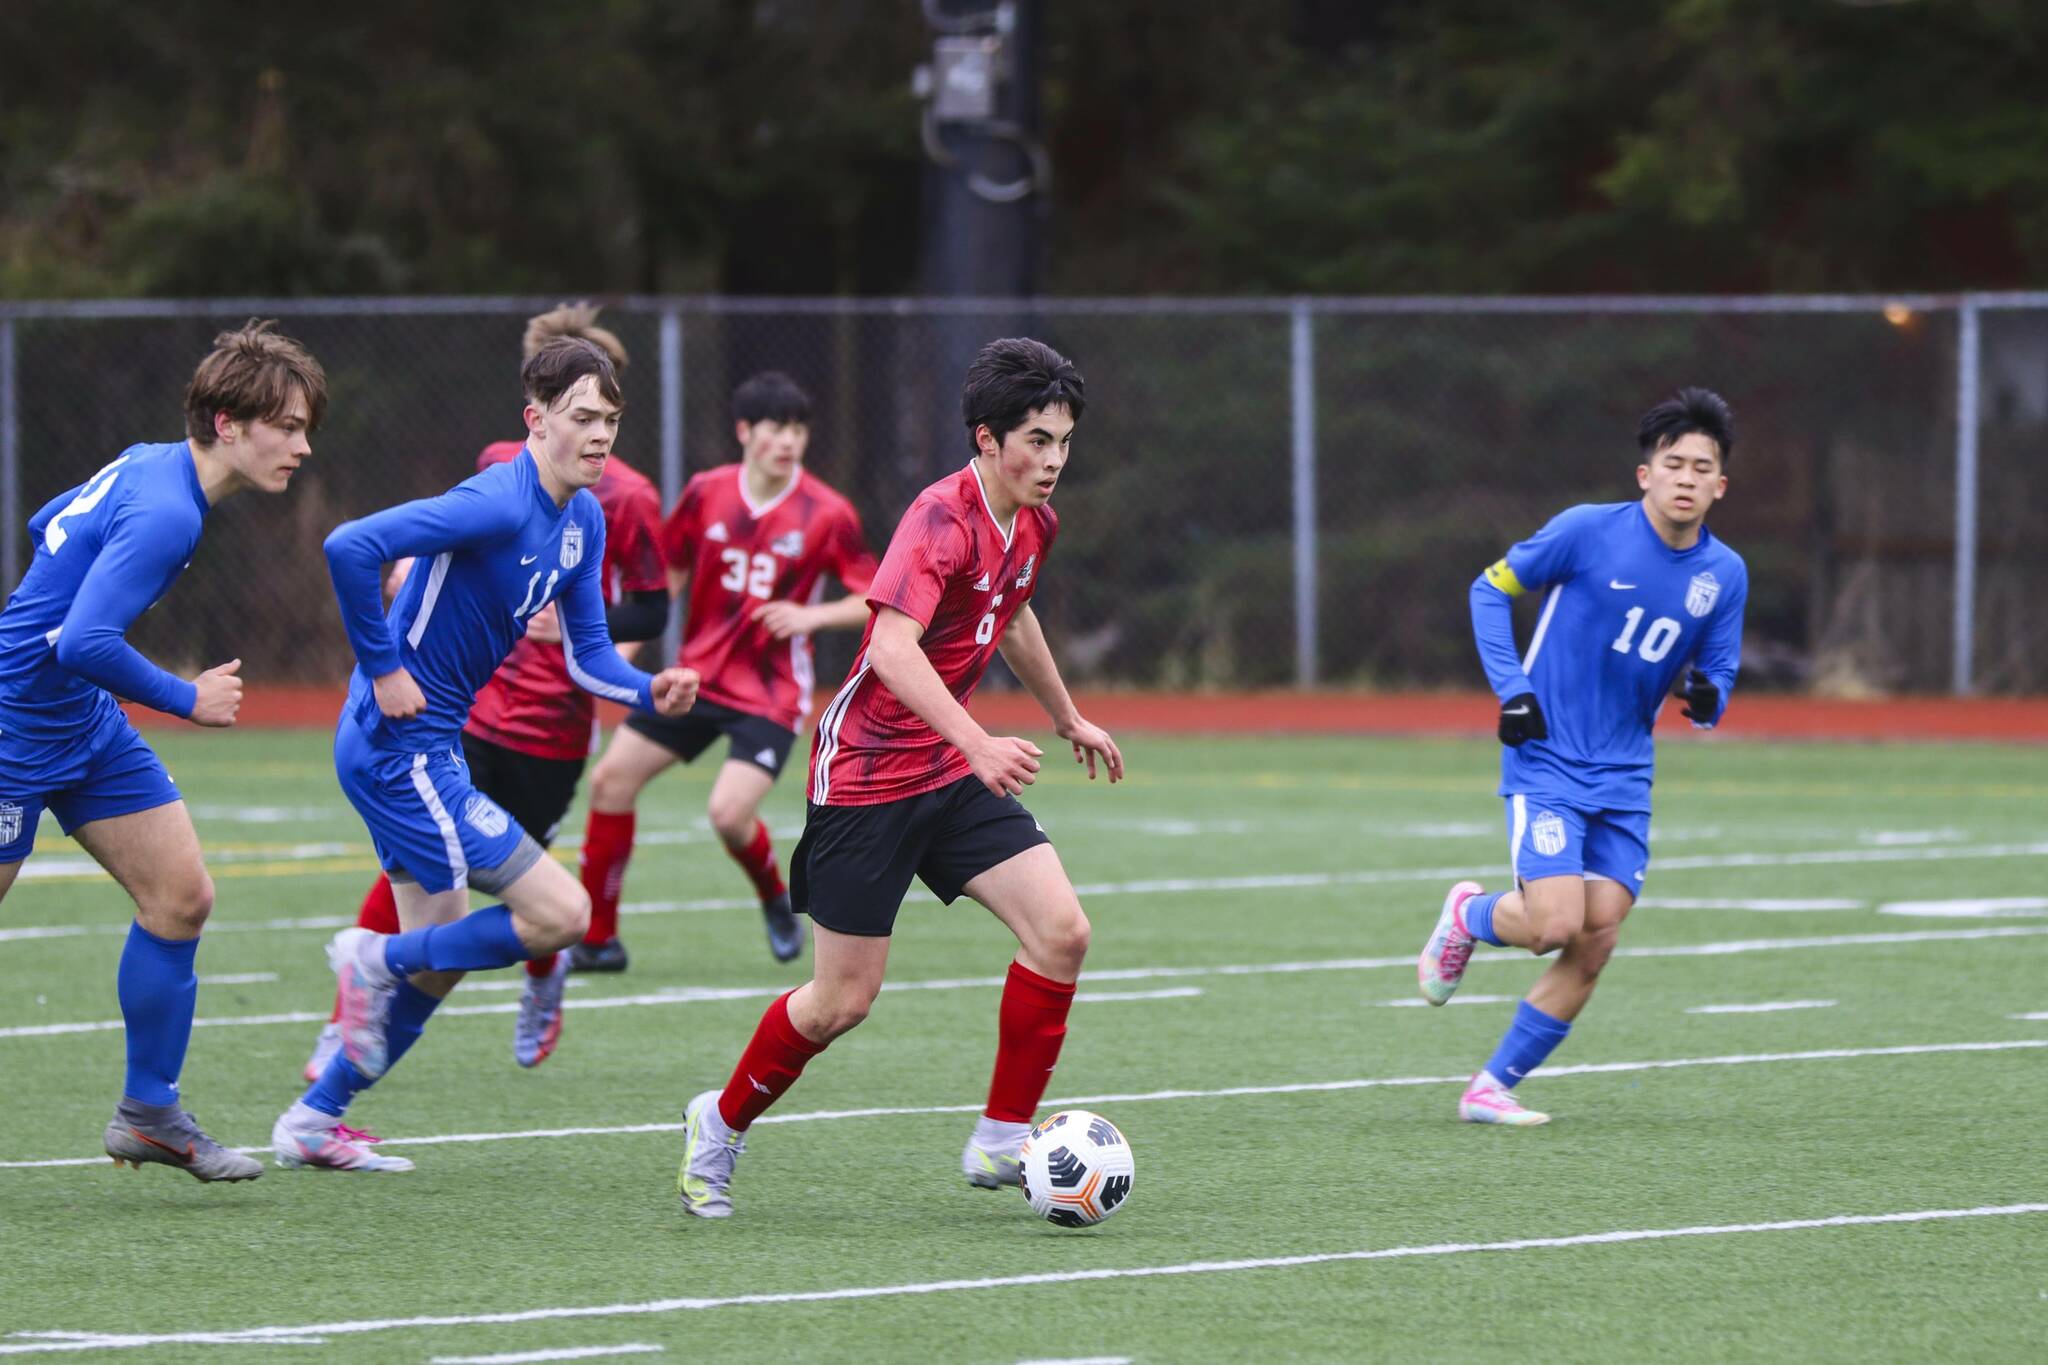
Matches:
[[1497, 692, 1547, 746], [1677, 668, 1720, 724]]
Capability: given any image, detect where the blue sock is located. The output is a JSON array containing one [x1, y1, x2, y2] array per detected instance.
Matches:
[[1463, 892, 1506, 946], [116, 922, 199, 1106], [1483, 1000, 1572, 1089], [302, 983, 444, 1117], [382, 906, 528, 978]]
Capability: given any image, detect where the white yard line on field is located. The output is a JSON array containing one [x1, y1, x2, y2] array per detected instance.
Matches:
[[1074, 987, 1203, 1003], [1878, 898, 2048, 919], [430, 1346, 665, 1365], [3, 1036, 2044, 1171], [4, 1204, 2043, 1354], [6, 838, 2046, 946], [195, 974, 278, 986], [6, 924, 2048, 1043], [1377, 995, 1519, 1008], [1686, 1001, 1837, 1015]]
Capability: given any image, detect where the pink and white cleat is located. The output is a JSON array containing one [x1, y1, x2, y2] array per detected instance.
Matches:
[[1418, 880, 1483, 1005], [1458, 1072, 1550, 1126], [270, 1105, 415, 1172], [327, 927, 397, 1079]]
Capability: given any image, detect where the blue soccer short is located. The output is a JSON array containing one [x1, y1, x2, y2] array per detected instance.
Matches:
[[334, 715, 543, 896], [0, 700, 181, 864], [1504, 792, 1649, 898]]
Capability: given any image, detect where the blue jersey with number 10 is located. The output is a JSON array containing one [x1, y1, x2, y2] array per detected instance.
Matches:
[[1471, 501, 1747, 812]]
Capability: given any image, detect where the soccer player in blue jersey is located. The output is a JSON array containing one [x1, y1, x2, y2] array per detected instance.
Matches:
[[269, 337, 699, 1172], [1416, 387, 1748, 1125], [0, 321, 327, 1181]]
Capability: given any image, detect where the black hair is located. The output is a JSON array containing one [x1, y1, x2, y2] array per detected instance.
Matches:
[[732, 370, 811, 426], [522, 336, 623, 411], [961, 337, 1085, 455], [1637, 386, 1735, 464]]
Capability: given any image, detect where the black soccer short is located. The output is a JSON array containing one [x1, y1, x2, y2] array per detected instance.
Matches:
[[791, 774, 1052, 937], [625, 698, 797, 779], [458, 732, 587, 848]]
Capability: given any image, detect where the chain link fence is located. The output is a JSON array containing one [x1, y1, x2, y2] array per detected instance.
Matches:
[[2, 295, 2042, 697]]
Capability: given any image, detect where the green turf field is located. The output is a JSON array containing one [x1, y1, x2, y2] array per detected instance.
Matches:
[[4, 730, 2046, 1362]]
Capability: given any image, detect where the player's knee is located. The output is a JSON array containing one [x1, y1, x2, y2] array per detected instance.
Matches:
[[1572, 922, 1622, 977], [706, 795, 754, 844], [1527, 916, 1579, 956], [147, 870, 215, 935], [1042, 905, 1090, 974], [811, 985, 875, 1039], [588, 762, 643, 813], [530, 883, 590, 949]]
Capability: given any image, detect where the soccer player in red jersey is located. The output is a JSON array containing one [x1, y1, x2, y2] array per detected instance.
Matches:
[[300, 305, 667, 1080], [672, 338, 1123, 1219], [570, 372, 878, 971]]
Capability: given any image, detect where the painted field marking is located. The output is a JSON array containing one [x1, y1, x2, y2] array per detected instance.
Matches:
[[1686, 1001, 1837, 1015], [4, 1037, 2043, 1171], [1879, 898, 2048, 919], [430, 1346, 665, 1364], [2011, 1013, 2048, 1022], [195, 973, 279, 986], [1377, 995, 1518, 1009], [9, 836, 2048, 938], [5, 1204, 2042, 1354], [8, 925, 2048, 1044], [1635, 898, 1864, 912], [1017, 1357, 1132, 1365], [1075, 987, 1203, 1003]]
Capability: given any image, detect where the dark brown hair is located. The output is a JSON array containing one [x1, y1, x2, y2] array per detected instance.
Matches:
[[183, 319, 328, 445], [521, 336, 624, 411]]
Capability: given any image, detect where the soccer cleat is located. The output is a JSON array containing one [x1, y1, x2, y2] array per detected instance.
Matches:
[[568, 937, 630, 974], [103, 1101, 263, 1182], [676, 1089, 744, 1218], [270, 1108, 415, 1172], [962, 1138, 1025, 1189], [761, 891, 805, 964], [302, 1022, 343, 1083], [1458, 1073, 1551, 1126], [327, 926, 397, 1079], [1418, 879, 1483, 1006], [513, 953, 571, 1068]]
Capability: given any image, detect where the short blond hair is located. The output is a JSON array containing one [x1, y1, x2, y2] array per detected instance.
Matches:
[[184, 319, 328, 445], [523, 302, 628, 371]]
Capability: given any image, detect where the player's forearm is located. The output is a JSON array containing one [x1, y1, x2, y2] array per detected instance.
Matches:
[[812, 593, 873, 632], [867, 632, 990, 755], [53, 629, 196, 718], [1469, 576, 1531, 699], [560, 574, 656, 711], [999, 609, 1080, 730], [324, 523, 403, 676]]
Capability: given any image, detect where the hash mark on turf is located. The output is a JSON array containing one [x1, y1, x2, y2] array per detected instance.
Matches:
[[429, 1345, 665, 1364], [1686, 1001, 1837, 1014]]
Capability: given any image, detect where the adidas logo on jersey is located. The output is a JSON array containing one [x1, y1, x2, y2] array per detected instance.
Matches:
[[973, 571, 992, 592], [705, 521, 730, 542], [771, 530, 804, 558]]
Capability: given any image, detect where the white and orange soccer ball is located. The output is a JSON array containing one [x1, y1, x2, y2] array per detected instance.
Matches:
[[1017, 1109, 1135, 1228]]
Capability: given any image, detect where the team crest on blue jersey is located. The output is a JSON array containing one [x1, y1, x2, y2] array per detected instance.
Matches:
[[1014, 553, 1036, 590], [463, 794, 510, 838], [560, 523, 585, 570], [1684, 571, 1720, 618], [1531, 810, 1567, 858], [0, 802, 22, 846], [771, 529, 804, 558]]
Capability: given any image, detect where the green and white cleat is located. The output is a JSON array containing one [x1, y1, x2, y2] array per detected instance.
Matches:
[[676, 1089, 744, 1219], [963, 1119, 1029, 1189], [1458, 1072, 1550, 1126], [104, 1100, 263, 1182]]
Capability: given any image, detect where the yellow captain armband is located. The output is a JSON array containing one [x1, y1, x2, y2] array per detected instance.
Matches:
[[1482, 559, 1526, 597]]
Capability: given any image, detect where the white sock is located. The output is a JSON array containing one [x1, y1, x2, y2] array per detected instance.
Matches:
[[284, 1099, 337, 1131], [1472, 1070, 1508, 1093], [973, 1115, 1032, 1152], [355, 931, 399, 989]]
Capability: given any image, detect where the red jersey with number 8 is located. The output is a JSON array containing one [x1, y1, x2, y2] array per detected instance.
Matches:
[[808, 463, 1057, 806], [660, 465, 877, 732]]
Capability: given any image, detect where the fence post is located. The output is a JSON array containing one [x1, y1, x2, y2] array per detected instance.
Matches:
[[1, 318, 18, 599], [1952, 297, 1980, 695], [659, 304, 685, 665], [1290, 300, 1318, 688]]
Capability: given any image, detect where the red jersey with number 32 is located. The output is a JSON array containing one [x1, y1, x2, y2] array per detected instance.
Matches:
[[808, 463, 1056, 806], [461, 442, 665, 760], [661, 465, 877, 732]]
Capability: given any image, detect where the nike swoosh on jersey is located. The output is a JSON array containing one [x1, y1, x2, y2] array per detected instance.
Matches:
[[520, 554, 540, 565], [1502, 705, 1531, 715], [1609, 579, 1636, 589]]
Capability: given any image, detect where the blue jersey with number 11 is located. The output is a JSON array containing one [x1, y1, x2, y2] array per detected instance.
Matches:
[[1471, 501, 1747, 812]]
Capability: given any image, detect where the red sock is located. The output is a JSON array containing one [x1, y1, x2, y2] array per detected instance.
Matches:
[[578, 809, 635, 944], [526, 952, 558, 978], [333, 875, 403, 1022], [717, 990, 826, 1130], [985, 960, 1077, 1123], [725, 819, 786, 902]]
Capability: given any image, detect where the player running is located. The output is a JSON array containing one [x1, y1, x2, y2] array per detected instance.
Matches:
[[570, 371, 877, 972], [0, 321, 326, 1181], [672, 337, 1123, 1219], [1416, 387, 1748, 1125], [270, 337, 698, 1172], [299, 305, 666, 1080]]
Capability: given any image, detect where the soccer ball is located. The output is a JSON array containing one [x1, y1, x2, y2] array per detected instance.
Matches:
[[1017, 1109, 1135, 1227]]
